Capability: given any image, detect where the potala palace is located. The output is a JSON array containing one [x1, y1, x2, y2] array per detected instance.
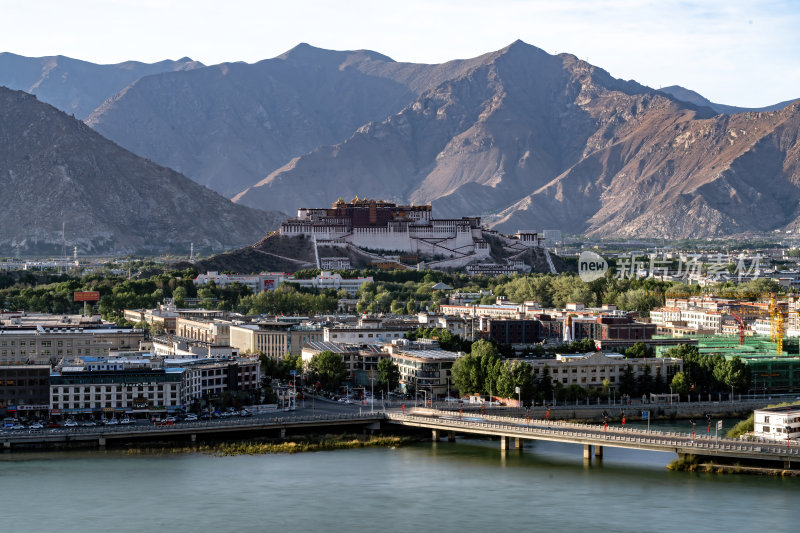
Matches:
[[279, 198, 549, 271]]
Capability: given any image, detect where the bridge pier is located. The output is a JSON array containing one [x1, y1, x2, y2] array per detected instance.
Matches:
[[448, 431, 456, 442], [98, 437, 106, 448], [595, 445, 603, 458], [583, 444, 591, 461], [280, 428, 286, 439], [190, 434, 197, 443], [432, 429, 441, 442], [3, 440, 10, 451], [785, 460, 792, 470], [515, 437, 523, 451], [500, 436, 510, 451]]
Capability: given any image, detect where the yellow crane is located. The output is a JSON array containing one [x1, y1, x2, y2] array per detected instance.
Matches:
[[769, 293, 786, 356]]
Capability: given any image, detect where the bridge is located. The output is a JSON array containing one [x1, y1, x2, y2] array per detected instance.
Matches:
[[385, 408, 800, 469], [0, 412, 383, 450]]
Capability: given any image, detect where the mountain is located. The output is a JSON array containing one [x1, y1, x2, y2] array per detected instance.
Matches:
[[659, 85, 798, 115], [231, 41, 693, 216], [0, 87, 285, 255], [86, 44, 450, 197], [232, 41, 800, 239], [0, 52, 202, 118], [34, 41, 798, 240]]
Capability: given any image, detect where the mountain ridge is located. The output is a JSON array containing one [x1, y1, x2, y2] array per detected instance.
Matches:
[[0, 87, 285, 255]]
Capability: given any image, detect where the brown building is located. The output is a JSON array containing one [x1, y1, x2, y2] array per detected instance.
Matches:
[[0, 365, 51, 416]]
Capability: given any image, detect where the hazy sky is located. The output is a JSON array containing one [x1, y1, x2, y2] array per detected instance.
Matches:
[[1, 0, 798, 107]]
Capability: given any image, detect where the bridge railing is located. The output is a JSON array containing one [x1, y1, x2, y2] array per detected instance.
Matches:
[[0, 412, 383, 439], [388, 411, 800, 457]]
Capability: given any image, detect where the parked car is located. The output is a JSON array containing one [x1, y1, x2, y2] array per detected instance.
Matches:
[[199, 413, 211, 420], [82, 420, 97, 427], [28, 422, 44, 430], [164, 416, 177, 423], [11, 423, 26, 430], [104, 418, 119, 425], [120, 418, 134, 425], [64, 420, 79, 428], [185, 414, 198, 421], [155, 420, 174, 427], [46, 422, 61, 428], [239, 409, 253, 417]]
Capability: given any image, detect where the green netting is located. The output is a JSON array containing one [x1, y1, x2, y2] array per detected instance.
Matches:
[[653, 335, 800, 391]]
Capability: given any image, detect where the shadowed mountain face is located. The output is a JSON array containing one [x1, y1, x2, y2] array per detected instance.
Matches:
[[0, 87, 285, 255], [35, 41, 800, 239], [0, 52, 202, 118]]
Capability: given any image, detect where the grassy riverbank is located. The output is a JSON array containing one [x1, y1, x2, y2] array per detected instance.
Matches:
[[667, 454, 800, 477], [123, 434, 413, 456]]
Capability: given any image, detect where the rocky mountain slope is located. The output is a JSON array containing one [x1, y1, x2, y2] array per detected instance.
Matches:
[[233, 42, 800, 238], [0, 52, 202, 118], [0, 87, 284, 255]]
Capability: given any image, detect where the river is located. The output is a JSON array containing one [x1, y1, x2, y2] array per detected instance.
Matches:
[[1, 431, 797, 533]]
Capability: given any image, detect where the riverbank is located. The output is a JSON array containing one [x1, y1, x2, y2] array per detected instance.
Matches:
[[122, 434, 413, 456], [667, 454, 800, 477]]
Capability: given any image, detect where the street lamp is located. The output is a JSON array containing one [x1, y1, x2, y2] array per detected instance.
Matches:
[[420, 389, 428, 408], [370, 376, 375, 414]]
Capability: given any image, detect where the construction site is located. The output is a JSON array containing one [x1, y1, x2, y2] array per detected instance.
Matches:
[[652, 294, 800, 393]]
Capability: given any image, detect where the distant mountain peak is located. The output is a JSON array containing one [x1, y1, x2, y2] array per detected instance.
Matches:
[[278, 42, 394, 65]]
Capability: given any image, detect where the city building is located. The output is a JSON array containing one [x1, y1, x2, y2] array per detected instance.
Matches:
[[193, 272, 289, 293], [229, 322, 323, 357], [175, 317, 231, 346], [49, 368, 185, 418], [417, 312, 471, 338], [0, 365, 51, 417], [0, 327, 144, 365], [194, 270, 372, 296], [301, 341, 387, 388], [527, 352, 682, 390], [753, 406, 800, 442], [170, 358, 261, 405], [385, 339, 460, 398]]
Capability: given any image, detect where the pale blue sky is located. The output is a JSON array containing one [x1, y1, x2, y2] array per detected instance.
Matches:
[[1, 0, 798, 107]]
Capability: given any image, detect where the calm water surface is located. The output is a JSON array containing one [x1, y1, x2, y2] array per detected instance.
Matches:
[[0, 436, 796, 533]]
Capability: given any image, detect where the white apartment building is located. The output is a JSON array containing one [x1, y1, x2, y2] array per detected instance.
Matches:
[[323, 326, 410, 344], [650, 306, 728, 334], [753, 406, 800, 442], [49, 368, 185, 416]]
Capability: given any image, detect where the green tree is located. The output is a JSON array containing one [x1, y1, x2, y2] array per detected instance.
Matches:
[[713, 357, 751, 393], [377, 357, 401, 393], [308, 351, 347, 392], [172, 286, 187, 307], [625, 342, 652, 359], [636, 362, 653, 396], [450, 340, 501, 397], [670, 371, 690, 397], [619, 364, 636, 396], [535, 365, 554, 404], [496, 360, 534, 405]]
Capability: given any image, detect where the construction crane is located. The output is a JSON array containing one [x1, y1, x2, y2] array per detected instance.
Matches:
[[730, 311, 746, 345], [769, 294, 786, 356]]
